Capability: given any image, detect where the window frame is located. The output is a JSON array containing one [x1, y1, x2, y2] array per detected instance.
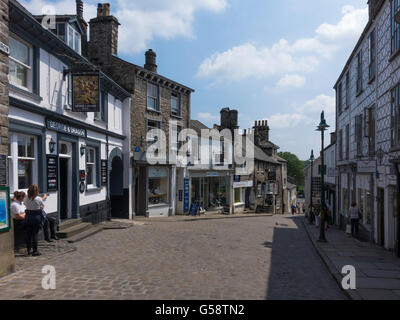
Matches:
[[85, 140, 101, 190], [9, 35, 33, 92], [171, 92, 181, 117], [345, 71, 351, 109], [392, 0, 400, 55], [368, 29, 376, 82], [8, 132, 38, 192], [338, 82, 343, 114], [391, 83, 400, 148], [95, 90, 108, 122], [147, 82, 160, 112], [355, 114, 363, 157], [356, 50, 363, 95]]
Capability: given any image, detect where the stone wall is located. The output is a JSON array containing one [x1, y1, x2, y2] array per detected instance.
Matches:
[[0, 0, 15, 278]]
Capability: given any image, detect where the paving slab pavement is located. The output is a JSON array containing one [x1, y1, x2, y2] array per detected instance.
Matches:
[[303, 218, 400, 300]]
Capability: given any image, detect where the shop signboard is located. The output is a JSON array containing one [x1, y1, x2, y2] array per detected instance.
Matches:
[[46, 155, 58, 191], [184, 178, 189, 212], [72, 72, 100, 112], [0, 187, 11, 232], [233, 180, 253, 188], [46, 118, 87, 138]]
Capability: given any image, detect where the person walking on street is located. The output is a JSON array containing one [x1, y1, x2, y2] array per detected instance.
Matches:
[[349, 202, 360, 238], [24, 185, 47, 256]]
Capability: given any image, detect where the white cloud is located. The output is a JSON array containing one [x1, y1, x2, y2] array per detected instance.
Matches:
[[295, 94, 336, 115], [21, 0, 228, 54], [276, 74, 306, 89], [265, 113, 313, 129], [197, 5, 368, 83], [196, 112, 219, 122]]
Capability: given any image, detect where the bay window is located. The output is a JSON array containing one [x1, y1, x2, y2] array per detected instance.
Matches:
[[9, 36, 32, 91]]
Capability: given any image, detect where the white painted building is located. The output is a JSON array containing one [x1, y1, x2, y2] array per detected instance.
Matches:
[[334, 0, 399, 250], [8, 1, 132, 226]]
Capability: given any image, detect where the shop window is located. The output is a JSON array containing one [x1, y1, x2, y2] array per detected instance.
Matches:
[[147, 82, 160, 111], [257, 183, 262, 197], [343, 189, 349, 214], [171, 92, 181, 117], [148, 167, 169, 206], [9, 36, 32, 92], [86, 147, 97, 187], [8, 133, 37, 191], [234, 188, 241, 204]]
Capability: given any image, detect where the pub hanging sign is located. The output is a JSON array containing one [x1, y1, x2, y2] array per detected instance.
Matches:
[[72, 72, 100, 113]]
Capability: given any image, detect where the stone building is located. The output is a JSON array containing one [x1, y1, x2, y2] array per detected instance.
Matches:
[[5, 0, 131, 247], [243, 120, 286, 214], [334, 0, 399, 250], [88, 3, 194, 218], [0, 0, 14, 278]]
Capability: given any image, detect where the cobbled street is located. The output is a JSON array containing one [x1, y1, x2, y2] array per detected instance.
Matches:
[[0, 215, 346, 300]]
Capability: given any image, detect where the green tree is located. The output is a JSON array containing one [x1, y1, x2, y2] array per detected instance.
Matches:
[[278, 152, 306, 192]]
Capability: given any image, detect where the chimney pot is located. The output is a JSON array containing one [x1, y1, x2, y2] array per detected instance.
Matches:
[[144, 49, 157, 73], [76, 0, 83, 19]]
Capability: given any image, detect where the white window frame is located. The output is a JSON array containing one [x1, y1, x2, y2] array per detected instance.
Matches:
[[9, 35, 33, 92], [8, 132, 38, 192], [67, 24, 81, 54], [86, 147, 97, 188]]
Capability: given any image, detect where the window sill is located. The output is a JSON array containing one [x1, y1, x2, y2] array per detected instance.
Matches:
[[148, 203, 169, 208], [94, 118, 107, 125], [171, 114, 182, 120], [389, 49, 400, 62], [368, 76, 375, 85], [147, 108, 161, 114], [86, 186, 102, 193], [390, 146, 400, 153], [8, 84, 42, 102]]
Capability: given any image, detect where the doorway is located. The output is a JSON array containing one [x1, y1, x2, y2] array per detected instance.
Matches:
[[59, 158, 69, 220], [59, 141, 72, 220], [378, 188, 385, 246], [110, 155, 124, 218]]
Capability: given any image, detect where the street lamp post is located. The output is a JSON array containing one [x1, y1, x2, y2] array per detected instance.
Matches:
[[309, 150, 315, 225], [316, 111, 329, 243]]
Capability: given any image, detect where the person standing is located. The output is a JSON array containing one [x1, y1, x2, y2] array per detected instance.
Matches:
[[24, 185, 46, 256], [349, 202, 360, 238], [11, 191, 26, 246]]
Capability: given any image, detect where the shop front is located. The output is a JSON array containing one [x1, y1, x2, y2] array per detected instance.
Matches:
[[189, 171, 232, 214], [233, 179, 253, 214], [148, 166, 171, 217]]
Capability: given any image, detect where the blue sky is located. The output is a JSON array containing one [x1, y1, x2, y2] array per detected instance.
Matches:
[[23, 0, 368, 160]]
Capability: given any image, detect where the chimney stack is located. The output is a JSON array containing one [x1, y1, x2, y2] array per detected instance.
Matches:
[[144, 49, 157, 73], [89, 3, 120, 64], [76, 0, 83, 19]]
